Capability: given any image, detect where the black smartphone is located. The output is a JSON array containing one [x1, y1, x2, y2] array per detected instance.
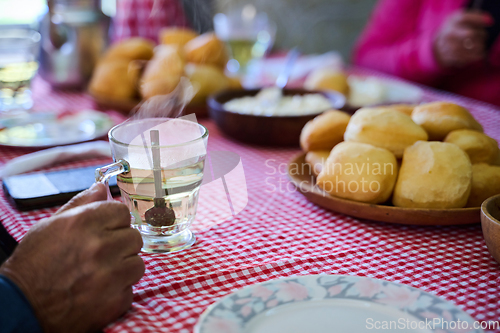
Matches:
[[2, 165, 119, 211], [467, 0, 500, 51]]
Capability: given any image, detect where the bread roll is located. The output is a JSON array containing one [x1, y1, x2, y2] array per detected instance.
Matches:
[[466, 163, 500, 207], [300, 110, 351, 152], [127, 60, 146, 91], [185, 63, 230, 106], [227, 76, 243, 90], [184, 32, 228, 68], [140, 77, 182, 100], [317, 142, 398, 204], [141, 45, 185, 83], [444, 129, 499, 164], [495, 152, 500, 166], [304, 68, 349, 96], [140, 45, 185, 98], [387, 104, 415, 116], [103, 38, 155, 61], [393, 141, 472, 208], [89, 59, 137, 100], [305, 151, 330, 177], [412, 102, 483, 140], [344, 107, 428, 158], [159, 27, 198, 46]]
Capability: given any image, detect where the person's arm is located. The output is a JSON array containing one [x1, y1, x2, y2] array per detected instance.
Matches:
[[353, 0, 446, 85], [0, 275, 43, 333]]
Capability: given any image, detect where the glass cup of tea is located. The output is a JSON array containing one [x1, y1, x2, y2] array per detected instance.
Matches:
[[0, 29, 41, 112], [214, 5, 276, 75], [96, 118, 208, 253]]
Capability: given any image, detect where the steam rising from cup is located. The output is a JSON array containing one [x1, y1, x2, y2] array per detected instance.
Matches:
[[132, 77, 197, 119]]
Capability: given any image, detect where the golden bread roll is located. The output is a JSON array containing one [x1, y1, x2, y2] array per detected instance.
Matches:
[[303, 68, 349, 96], [305, 151, 330, 177], [185, 63, 230, 106], [184, 32, 228, 68], [227, 76, 243, 90], [412, 102, 483, 140], [300, 110, 351, 152], [127, 60, 146, 91], [103, 37, 155, 61], [466, 163, 500, 207], [344, 107, 428, 158], [393, 141, 472, 208], [159, 27, 198, 46], [387, 104, 415, 116], [140, 77, 181, 100], [317, 142, 398, 204], [141, 45, 185, 83], [89, 59, 137, 100], [444, 129, 499, 164]]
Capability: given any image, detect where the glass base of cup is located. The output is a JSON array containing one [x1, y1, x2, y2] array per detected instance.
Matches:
[[140, 228, 196, 253]]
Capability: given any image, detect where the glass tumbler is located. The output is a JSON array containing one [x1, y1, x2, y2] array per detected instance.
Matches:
[[214, 5, 276, 75], [0, 29, 41, 112]]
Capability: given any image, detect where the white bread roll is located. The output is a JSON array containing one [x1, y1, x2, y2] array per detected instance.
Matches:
[[304, 68, 349, 96], [300, 110, 351, 152], [317, 141, 398, 204], [444, 129, 499, 165], [466, 163, 500, 207], [305, 150, 330, 177], [393, 141, 472, 208], [344, 107, 428, 158], [412, 102, 483, 140]]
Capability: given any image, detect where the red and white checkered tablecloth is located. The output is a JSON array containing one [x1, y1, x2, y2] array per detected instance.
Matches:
[[1, 73, 500, 333]]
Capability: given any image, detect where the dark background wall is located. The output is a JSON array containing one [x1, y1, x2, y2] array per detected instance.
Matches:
[[213, 0, 378, 62]]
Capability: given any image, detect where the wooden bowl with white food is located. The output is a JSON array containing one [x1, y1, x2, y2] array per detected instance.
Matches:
[[207, 88, 346, 146]]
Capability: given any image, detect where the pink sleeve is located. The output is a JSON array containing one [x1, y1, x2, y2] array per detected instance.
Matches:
[[353, 0, 447, 85]]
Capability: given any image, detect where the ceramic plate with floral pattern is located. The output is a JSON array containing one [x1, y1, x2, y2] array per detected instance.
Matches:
[[194, 275, 482, 333]]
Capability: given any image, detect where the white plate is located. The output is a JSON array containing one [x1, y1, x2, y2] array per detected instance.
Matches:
[[195, 275, 482, 333], [0, 110, 114, 148], [347, 75, 423, 108]]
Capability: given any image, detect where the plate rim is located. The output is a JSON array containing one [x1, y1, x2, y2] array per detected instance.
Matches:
[[288, 152, 480, 226], [345, 74, 425, 109], [0, 111, 115, 148], [194, 274, 481, 333]]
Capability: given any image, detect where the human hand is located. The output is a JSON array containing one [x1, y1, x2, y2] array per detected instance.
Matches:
[[0, 184, 144, 333], [56, 182, 108, 215], [434, 11, 492, 68]]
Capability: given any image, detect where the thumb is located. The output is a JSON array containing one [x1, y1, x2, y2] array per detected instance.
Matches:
[[55, 183, 108, 215]]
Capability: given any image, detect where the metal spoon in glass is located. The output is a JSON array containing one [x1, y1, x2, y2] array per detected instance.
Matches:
[[256, 47, 301, 110], [144, 130, 176, 227]]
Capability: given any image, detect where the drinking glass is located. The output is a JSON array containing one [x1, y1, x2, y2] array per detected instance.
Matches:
[[96, 118, 208, 253], [0, 29, 41, 112], [214, 5, 276, 75]]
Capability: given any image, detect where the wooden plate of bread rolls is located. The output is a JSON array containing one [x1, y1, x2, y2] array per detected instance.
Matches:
[[288, 102, 500, 225], [288, 153, 480, 225]]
